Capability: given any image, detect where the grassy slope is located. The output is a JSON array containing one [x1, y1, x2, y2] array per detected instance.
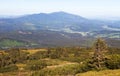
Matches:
[[0, 39, 26, 47], [76, 69, 120, 76], [22, 48, 47, 55], [1, 69, 120, 76]]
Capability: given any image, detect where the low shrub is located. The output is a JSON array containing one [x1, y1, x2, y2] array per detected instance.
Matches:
[[32, 63, 91, 76], [0, 64, 18, 73], [25, 60, 47, 71], [105, 54, 120, 69]]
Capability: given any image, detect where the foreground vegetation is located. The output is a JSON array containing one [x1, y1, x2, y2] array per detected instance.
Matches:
[[76, 69, 120, 76], [0, 38, 120, 76]]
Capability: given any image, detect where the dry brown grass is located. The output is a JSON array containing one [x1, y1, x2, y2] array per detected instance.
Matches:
[[42, 58, 77, 67], [22, 48, 47, 55], [0, 71, 32, 76], [16, 63, 26, 71], [0, 50, 8, 55], [76, 69, 120, 76]]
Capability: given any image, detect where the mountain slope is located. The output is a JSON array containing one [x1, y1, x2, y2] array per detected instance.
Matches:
[[0, 12, 104, 32], [0, 12, 119, 48]]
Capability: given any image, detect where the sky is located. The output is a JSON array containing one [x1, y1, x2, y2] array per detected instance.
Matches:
[[0, 0, 120, 18]]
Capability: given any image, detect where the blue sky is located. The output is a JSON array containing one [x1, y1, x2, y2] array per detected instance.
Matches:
[[0, 0, 120, 18]]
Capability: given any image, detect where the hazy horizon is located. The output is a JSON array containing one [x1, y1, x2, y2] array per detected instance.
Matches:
[[0, 0, 120, 19]]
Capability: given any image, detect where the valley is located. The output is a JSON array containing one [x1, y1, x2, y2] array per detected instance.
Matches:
[[0, 12, 119, 48]]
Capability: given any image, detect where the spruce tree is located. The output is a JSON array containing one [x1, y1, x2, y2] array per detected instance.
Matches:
[[89, 38, 108, 70]]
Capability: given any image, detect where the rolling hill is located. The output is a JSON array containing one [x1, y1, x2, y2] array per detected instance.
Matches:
[[0, 12, 119, 48]]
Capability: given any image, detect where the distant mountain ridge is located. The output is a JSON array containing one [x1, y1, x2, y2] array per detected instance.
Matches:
[[0, 11, 120, 48], [0, 11, 119, 37]]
